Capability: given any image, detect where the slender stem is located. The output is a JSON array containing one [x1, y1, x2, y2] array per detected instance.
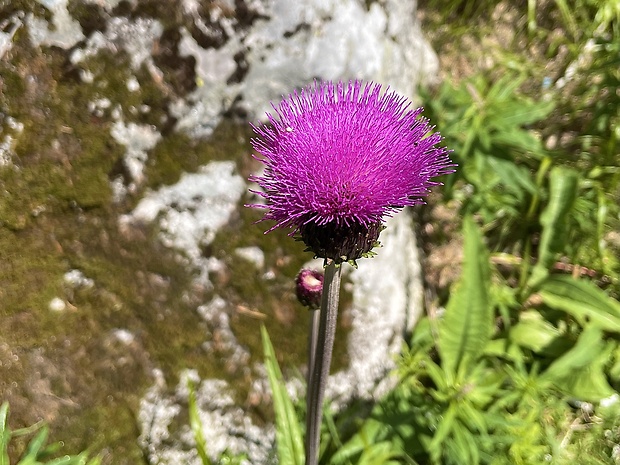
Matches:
[[307, 308, 320, 389], [305, 260, 342, 465]]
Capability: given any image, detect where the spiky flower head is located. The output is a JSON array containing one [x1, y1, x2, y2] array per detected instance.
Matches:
[[248, 80, 454, 263]]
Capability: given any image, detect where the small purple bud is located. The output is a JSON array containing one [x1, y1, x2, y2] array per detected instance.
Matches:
[[295, 269, 324, 310]]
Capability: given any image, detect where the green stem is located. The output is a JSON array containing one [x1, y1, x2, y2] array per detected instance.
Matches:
[[305, 260, 342, 465]]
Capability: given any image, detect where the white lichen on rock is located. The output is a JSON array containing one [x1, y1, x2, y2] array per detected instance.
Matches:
[[64, 269, 95, 289], [0, 13, 23, 59], [234, 246, 265, 269], [70, 16, 163, 70], [27, 0, 84, 48], [139, 369, 274, 465], [197, 296, 251, 375], [48, 297, 67, 312], [110, 121, 162, 200], [119, 161, 245, 288]]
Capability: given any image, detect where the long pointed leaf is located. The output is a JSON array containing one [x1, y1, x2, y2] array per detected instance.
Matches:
[[188, 382, 212, 465], [527, 167, 578, 288], [21, 426, 49, 462], [261, 325, 304, 465], [540, 326, 602, 384], [0, 403, 10, 465], [438, 216, 493, 383]]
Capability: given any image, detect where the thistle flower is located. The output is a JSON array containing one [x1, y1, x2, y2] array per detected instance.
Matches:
[[248, 80, 454, 263]]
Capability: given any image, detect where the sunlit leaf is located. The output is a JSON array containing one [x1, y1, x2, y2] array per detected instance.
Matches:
[[439, 216, 493, 383], [261, 325, 304, 465], [188, 382, 212, 465], [542, 326, 602, 381], [539, 275, 620, 332], [559, 341, 615, 401], [0, 403, 9, 465], [20, 426, 48, 462], [508, 310, 562, 353], [428, 404, 458, 461], [528, 167, 579, 288]]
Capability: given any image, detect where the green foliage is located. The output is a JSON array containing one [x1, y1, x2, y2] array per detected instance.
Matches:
[[438, 216, 492, 383], [539, 275, 620, 332], [526, 167, 579, 289], [0, 403, 100, 465], [421, 73, 555, 247], [188, 382, 212, 465], [261, 325, 305, 465], [323, 221, 620, 464]]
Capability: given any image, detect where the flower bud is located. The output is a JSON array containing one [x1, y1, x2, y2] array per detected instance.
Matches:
[[295, 269, 324, 309]]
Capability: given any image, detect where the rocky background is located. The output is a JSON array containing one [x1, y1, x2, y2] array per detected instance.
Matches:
[[1, 0, 438, 463]]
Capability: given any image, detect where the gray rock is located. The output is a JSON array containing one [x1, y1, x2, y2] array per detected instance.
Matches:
[[174, 0, 438, 136], [27, 0, 84, 48], [120, 161, 246, 289]]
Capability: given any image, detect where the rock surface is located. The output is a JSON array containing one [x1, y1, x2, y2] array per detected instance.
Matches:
[[0, 0, 436, 463]]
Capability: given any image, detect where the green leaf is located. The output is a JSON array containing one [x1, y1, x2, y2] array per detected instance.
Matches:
[[438, 216, 493, 383], [19, 427, 49, 463], [188, 382, 212, 465], [43, 456, 80, 465], [486, 158, 537, 198], [484, 339, 524, 362], [428, 404, 458, 461], [559, 341, 615, 401], [261, 325, 304, 465], [329, 419, 406, 465], [508, 310, 562, 353], [0, 403, 10, 465], [527, 167, 578, 288], [357, 441, 400, 465], [539, 275, 620, 332], [539, 326, 608, 392], [452, 421, 480, 465]]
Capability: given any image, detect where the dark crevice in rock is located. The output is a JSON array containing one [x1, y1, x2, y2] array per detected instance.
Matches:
[[283, 22, 310, 38], [67, 1, 108, 37], [233, 0, 270, 29], [189, 18, 229, 50], [226, 50, 248, 85], [153, 27, 197, 96], [222, 94, 249, 121]]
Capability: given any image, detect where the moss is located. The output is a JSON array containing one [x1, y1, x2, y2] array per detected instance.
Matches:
[[0, 225, 65, 321], [0, 39, 126, 222], [0, 36, 234, 463], [144, 120, 254, 190]]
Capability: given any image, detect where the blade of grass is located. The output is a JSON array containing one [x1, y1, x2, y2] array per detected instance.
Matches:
[[261, 325, 304, 465], [188, 381, 212, 465], [0, 403, 10, 465]]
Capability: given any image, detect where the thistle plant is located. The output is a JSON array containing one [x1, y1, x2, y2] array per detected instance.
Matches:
[[248, 80, 453, 465]]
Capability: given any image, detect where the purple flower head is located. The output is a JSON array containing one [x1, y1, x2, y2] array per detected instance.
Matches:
[[248, 80, 454, 263]]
